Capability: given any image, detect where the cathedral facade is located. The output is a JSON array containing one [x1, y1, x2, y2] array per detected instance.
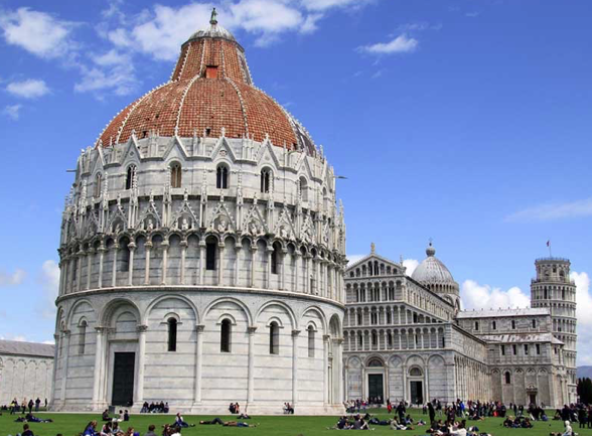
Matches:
[[343, 244, 577, 408], [51, 16, 346, 415]]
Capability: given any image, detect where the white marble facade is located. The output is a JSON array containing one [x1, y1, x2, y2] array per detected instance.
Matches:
[[343, 246, 576, 408], [0, 341, 54, 406]]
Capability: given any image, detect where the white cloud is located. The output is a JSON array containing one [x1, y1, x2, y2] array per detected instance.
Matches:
[[571, 271, 592, 365], [461, 279, 531, 311], [3, 104, 22, 120], [0, 334, 28, 342], [0, 268, 26, 286], [506, 198, 592, 222], [0, 7, 76, 59], [359, 33, 419, 54], [347, 254, 365, 266], [75, 50, 137, 96], [38, 260, 60, 319], [300, 0, 372, 12], [6, 79, 50, 99], [403, 259, 419, 276]]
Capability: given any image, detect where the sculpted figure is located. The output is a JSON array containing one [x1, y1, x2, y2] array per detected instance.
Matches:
[[217, 218, 228, 233], [182, 217, 189, 231]]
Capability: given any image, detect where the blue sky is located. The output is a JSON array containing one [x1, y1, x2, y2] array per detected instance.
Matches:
[[0, 0, 591, 362]]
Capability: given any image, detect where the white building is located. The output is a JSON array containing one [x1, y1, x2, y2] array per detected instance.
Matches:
[[343, 243, 576, 408], [51, 15, 346, 415], [0, 340, 54, 406]]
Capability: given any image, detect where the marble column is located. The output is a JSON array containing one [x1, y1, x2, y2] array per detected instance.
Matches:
[[144, 243, 152, 285], [98, 243, 105, 288], [180, 240, 187, 285], [111, 242, 119, 287], [128, 244, 136, 286], [292, 330, 300, 406], [135, 325, 148, 403], [59, 330, 71, 403], [92, 327, 105, 408], [161, 240, 169, 285], [193, 325, 205, 404], [247, 326, 257, 405], [323, 334, 330, 405]]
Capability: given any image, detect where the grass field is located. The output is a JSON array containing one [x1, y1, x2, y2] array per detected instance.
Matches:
[[0, 409, 587, 436]]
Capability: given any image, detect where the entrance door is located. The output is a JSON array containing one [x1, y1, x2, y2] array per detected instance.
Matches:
[[410, 381, 423, 405], [529, 394, 536, 405], [368, 374, 384, 403], [112, 352, 135, 406]]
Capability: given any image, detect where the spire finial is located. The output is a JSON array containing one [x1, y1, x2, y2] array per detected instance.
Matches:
[[426, 238, 436, 257], [371, 242, 376, 254], [210, 8, 218, 25]]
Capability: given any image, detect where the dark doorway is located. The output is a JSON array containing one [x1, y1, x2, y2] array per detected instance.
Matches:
[[529, 394, 536, 405], [410, 381, 423, 405], [368, 374, 384, 403], [112, 352, 135, 406]]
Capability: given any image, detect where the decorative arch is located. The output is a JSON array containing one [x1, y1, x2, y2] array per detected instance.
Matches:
[[203, 297, 253, 326], [144, 294, 200, 326], [255, 300, 297, 330], [301, 306, 328, 334], [100, 298, 142, 327]]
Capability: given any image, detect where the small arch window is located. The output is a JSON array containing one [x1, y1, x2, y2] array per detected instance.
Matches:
[[167, 318, 178, 352], [216, 165, 229, 189], [117, 239, 131, 272], [505, 371, 511, 384], [126, 165, 137, 190], [271, 242, 281, 275], [94, 173, 102, 198], [511, 320, 516, 329], [260, 168, 272, 193], [221, 319, 232, 353], [409, 367, 423, 377], [299, 177, 308, 201], [269, 321, 280, 355], [307, 325, 315, 358], [78, 320, 87, 355], [171, 163, 182, 188], [206, 237, 217, 270]]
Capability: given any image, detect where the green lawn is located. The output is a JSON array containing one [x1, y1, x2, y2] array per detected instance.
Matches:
[[0, 409, 587, 436]]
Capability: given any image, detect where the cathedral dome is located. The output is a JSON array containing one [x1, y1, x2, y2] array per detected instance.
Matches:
[[97, 18, 315, 155], [412, 242, 456, 286]]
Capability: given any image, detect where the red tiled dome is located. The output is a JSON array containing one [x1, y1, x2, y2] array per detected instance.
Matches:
[[98, 21, 315, 154]]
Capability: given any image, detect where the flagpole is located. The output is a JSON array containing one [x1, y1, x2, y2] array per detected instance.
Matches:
[[547, 240, 552, 257]]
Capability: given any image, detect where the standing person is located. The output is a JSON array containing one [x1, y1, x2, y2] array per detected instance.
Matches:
[[28, 399, 34, 414], [429, 401, 436, 424], [578, 408, 586, 429], [35, 398, 41, 412], [44, 398, 48, 409]]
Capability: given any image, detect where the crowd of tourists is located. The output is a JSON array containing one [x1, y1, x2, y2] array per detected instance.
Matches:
[[139, 402, 169, 414], [2, 398, 48, 415]]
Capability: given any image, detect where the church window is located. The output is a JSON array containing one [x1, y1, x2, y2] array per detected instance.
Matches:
[[371, 331, 378, 347], [544, 288, 548, 299], [532, 319, 536, 328], [216, 165, 228, 189], [474, 321, 479, 331], [167, 318, 178, 352], [387, 332, 392, 347], [511, 320, 516, 329], [409, 367, 422, 377], [501, 345, 506, 356], [117, 239, 131, 272], [221, 319, 232, 353], [358, 334, 363, 348], [308, 325, 315, 358], [269, 322, 280, 355], [206, 237, 217, 270], [94, 173, 102, 197], [492, 321, 497, 330], [413, 313, 418, 323], [299, 177, 308, 201], [441, 336, 445, 347], [78, 320, 87, 355], [126, 165, 136, 190], [271, 243, 280, 275], [389, 286, 395, 300], [260, 168, 272, 193], [512, 344, 517, 355], [357, 313, 362, 325], [206, 65, 219, 79], [562, 289, 565, 300], [505, 372, 511, 384], [524, 344, 529, 355], [371, 312, 377, 325], [386, 312, 392, 324], [171, 163, 182, 188]]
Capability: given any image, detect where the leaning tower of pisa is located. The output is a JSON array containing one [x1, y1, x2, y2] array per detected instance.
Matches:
[[530, 257, 577, 404]]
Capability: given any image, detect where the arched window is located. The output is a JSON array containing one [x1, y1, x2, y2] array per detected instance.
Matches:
[[167, 318, 177, 352], [307, 325, 315, 358], [544, 288, 548, 299], [126, 165, 136, 190], [505, 371, 511, 384], [221, 319, 232, 353], [271, 242, 281, 275], [117, 238, 131, 272], [78, 320, 87, 355], [532, 319, 536, 328], [512, 320, 516, 329], [562, 289, 566, 300], [371, 331, 378, 346], [206, 237, 217, 270], [260, 168, 272, 193], [299, 177, 308, 201], [216, 165, 228, 189], [94, 173, 102, 198], [269, 321, 280, 355], [171, 163, 182, 188], [409, 367, 422, 377]]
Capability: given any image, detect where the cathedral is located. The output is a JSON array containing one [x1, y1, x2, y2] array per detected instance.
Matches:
[[51, 15, 346, 414], [50, 13, 577, 414], [343, 243, 577, 408]]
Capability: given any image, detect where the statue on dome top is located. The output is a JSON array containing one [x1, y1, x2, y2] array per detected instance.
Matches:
[[210, 8, 218, 25]]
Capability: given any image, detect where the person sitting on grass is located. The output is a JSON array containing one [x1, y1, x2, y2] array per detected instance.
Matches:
[[21, 423, 35, 436], [102, 410, 111, 421], [448, 420, 467, 436], [328, 416, 351, 430], [144, 424, 157, 436], [237, 413, 251, 419], [100, 420, 112, 436], [84, 420, 99, 436], [390, 417, 413, 430], [174, 413, 195, 428]]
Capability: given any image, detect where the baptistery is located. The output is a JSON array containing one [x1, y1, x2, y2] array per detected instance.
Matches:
[[52, 14, 346, 415]]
